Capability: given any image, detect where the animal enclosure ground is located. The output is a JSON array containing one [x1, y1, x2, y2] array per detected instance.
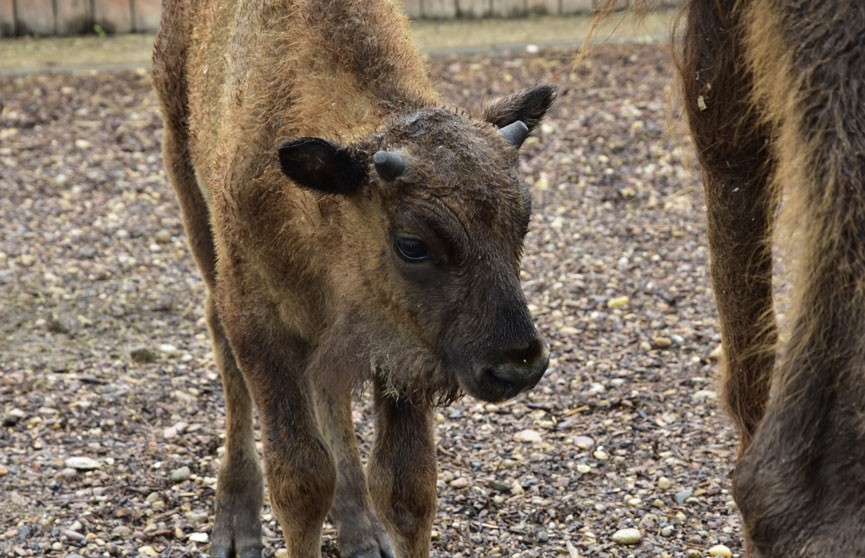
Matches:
[[0, 43, 742, 557]]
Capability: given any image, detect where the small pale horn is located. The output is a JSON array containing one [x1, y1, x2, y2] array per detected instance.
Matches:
[[373, 151, 407, 181], [500, 120, 529, 148]]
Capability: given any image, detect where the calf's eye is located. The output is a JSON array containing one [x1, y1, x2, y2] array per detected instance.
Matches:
[[395, 236, 431, 263]]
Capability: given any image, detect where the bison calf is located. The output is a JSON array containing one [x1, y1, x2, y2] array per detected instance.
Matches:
[[151, 1, 554, 556]]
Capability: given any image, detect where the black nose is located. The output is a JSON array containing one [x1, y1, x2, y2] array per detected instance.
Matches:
[[480, 337, 550, 400]]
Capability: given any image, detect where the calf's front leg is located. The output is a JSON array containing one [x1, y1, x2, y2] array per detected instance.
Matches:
[[313, 380, 395, 558], [221, 308, 337, 558], [367, 381, 437, 558]]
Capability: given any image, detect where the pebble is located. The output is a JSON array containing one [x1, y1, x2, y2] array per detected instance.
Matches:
[[692, 389, 717, 402], [0, 465, 8, 476], [573, 436, 595, 450], [275, 550, 289, 558], [64, 457, 100, 471], [675, 489, 693, 504], [576, 464, 591, 474], [514, 429, 542, 443], [129, 346, 158, 364], [138, 545, 159, 557], [154, 229, 172, 243], [611, 528, 642, 545], [652, 336, 673, 349], [3, 408, 25, 426], [607, 295, 629, 309], [592, 450, 609, 461], [709, 544, 733, 557], [58, 467, 78, 479], [709, 344, 724, 360], [170, 466, 191, 483], [188, 532, 209, 543], [686, 550, 702, 558], [656, 477, 672, 490], [660, 526, 674, 537], [450, 477, 469, 489]]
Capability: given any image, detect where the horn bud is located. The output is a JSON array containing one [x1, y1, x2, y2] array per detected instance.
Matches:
[[373, 150, 407, 181], [500, 120, 530, 149]]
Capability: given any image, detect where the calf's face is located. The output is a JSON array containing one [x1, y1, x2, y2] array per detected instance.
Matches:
[[277, 85, 555, 402]]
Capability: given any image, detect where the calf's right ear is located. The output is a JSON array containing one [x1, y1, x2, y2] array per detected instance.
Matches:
[[277, 137, 368, 195]]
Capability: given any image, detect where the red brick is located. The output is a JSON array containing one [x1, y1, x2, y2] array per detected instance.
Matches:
[[15, 0, 55, 36], [0, 0, 14, 37], [57, 0, 92, 35], [133, 0, 161, 32], [93, 0, 132, 34]]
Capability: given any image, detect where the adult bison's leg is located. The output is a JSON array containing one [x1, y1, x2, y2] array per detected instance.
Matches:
[[367, 382, 437, 558], [312, 382, 395, 558], [680, 0, 779, 453]]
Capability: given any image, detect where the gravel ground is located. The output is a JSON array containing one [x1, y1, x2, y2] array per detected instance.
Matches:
[[0, 42, 742, 558]]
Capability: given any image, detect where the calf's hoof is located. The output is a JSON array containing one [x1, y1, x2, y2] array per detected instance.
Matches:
[[211, 542, 263, 558], [341, 527, 395, 558]]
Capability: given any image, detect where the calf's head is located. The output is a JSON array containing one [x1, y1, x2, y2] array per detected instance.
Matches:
[[277, 85, 555, 402]]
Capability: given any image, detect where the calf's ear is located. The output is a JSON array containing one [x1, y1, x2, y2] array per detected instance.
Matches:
[[277, 137, 368, 195], [484, 84, 557, 136]]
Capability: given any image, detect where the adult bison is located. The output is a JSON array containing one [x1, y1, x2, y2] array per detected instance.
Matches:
[[151, 0, 554, 556], [680, 0, 865, 555]]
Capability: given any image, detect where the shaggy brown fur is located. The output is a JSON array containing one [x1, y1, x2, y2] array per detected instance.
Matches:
[[151, 1, 554, 557], [680, 0, 865, 555]]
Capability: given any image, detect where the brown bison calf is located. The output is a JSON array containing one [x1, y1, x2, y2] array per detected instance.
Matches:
[[681, 0, 865, 555], [151, 1, 553, 556]]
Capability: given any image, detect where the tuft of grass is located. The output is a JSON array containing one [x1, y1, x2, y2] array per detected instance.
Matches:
[[93, 24, 107, 38]]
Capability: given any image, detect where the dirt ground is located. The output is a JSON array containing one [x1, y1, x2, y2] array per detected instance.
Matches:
[[0, 12, 745, 558]]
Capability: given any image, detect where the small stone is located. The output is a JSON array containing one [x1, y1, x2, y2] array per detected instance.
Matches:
[[158, 343, 178, 355], [112, 525, 132, 538], [188, 532, 209, 543], [537, 530, 549, 543], [170, 466, 191, 483], [656, 477, 672, 490], [511, 482, 525, 495], [675, 489, 693, 504], [660, 526, 674, 537], [59, 467, 78, 479], [450, 477, 469, 489], [626, 497, 641, 507], [686, 550, 702, 558], [573, 436, 595, 450], [275, 550, 289, 558], [709, 344, 724, 360], [154, 229, 172, 243], [611, 528, 642, 545], [607, 296, 629, 309], [576, 464, 591, 474], [64, 457, 100, 471], [0, 465, 8, 476], [130, 346, 158, 364], [138, 545, 159, 557], [652, 336, 673, 349], [692, 390, 717, 402], [3, 408, 25, 426], [514, 429, 542, 443], [18, 254, 36, 267], [709, 544, 733, 557], [592, 450, 609, 461]]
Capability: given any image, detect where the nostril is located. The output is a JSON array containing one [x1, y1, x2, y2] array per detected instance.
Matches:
[[502, 337, 546, 368]]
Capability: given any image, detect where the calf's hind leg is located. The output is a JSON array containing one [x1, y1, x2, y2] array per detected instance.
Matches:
[[159, 122, 264, 557], [367, 382, 437, 558]]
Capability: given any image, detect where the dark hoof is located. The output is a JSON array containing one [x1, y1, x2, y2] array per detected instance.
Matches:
[[211, 542, 264, 558]]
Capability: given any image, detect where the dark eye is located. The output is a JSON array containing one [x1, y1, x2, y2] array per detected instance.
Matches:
[[394, 236, 431, 263]]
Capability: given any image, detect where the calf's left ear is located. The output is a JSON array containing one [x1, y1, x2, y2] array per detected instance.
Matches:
[[484, 84, 557, 147], [277, 137, 368, 195]]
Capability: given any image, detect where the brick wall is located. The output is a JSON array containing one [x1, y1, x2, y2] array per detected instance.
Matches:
[[0, 0, 675, 37]]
